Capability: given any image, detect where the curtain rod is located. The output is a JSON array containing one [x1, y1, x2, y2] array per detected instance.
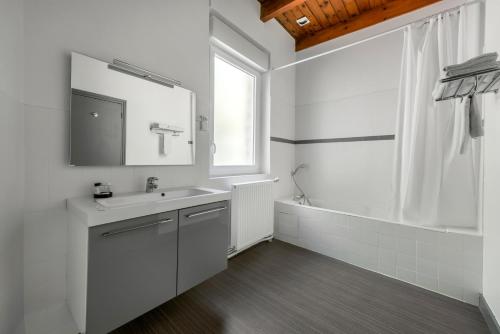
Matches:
[[273, 0, 484, 72]]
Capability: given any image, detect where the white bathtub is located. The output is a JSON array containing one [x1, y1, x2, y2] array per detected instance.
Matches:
[[274, 199, 483, 306]]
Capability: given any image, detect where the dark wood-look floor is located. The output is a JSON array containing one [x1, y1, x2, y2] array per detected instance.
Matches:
[[113, 240, 489, 334]]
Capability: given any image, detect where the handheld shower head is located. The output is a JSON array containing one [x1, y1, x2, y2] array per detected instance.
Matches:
[[291, 163, 311, 206], [291, 163, 308, 176]]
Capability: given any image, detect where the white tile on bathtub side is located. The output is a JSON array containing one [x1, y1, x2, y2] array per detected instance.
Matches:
[[438, 245, 464, 266], [349, 215, 379, 232], [397, 267, 417, 284], [299, 217, 326, 236], [397, 237, 416, 256], [463, 272, 481, 305], [463, 249, 482, 274], [462, 235, 483, 272], [417, 258, 438, 278], [462, 235, 482, 254], [299, 214, 342, 237], [342, 238, 356, 257], [350, 226, 378, 246], [331, 245, 350, 263], [299, 221, 329, 247], [297, 207, 330, 222], [349, 242, 378, 272], [323, 236, 347, 261], [438, 263, 464, 287], [379, 262, 397, 278], [378, 221, 397, 236], [393, 224, 417, 239], [338, 215, 351, 229], [378, 233, 397, 250], [356, 242, 378, 263], [363, 231, 378, 247], [356, 256, 378, 272], [274, 201, 289, 213], [416, 228, 439, 244], [438, 281, 464, 301], [277, 212, 299, 238], [417, 273, 439, 292], [331, 223, 350, 239], [276, 204, 302, 217], [341, 247, 357, 264], [275, 234, 300, 247], [463, 290, 480, 306], [397, 253, 417, 271], [463, 270, 482, 294], [300, 238, 330, 257], [417, 241, 438, 261], [379, 248, 397, 267], [438, 232, 464, 251]]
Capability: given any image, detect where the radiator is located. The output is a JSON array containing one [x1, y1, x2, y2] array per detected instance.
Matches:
[[231, 180, 274, 253]]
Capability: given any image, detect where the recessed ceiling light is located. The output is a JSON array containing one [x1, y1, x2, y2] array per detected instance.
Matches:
[[296, 16, 310, 27]]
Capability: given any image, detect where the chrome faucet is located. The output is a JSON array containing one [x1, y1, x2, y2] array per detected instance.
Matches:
[[291, 163, 311, 206], [294, 194, 307, 205], [146, 177, 159, 193]]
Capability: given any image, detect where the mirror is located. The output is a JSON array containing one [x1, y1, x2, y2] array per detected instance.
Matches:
[[70, 52, 195, 166]]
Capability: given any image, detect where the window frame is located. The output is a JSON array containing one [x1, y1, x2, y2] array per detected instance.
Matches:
[[209, 45, 263, 177]]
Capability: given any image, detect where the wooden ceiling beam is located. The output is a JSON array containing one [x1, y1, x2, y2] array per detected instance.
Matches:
[[260, 0, 307, 22], [295, 0, 441, 51]]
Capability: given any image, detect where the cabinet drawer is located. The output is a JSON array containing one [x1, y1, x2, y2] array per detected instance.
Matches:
[[86, 210, 178, 334], [177, 201, 229, 294]]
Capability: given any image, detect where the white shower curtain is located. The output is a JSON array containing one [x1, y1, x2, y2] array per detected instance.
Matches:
[[392, 4, 483, 228]]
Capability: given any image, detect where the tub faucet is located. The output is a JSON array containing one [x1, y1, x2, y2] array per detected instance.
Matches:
[[291, 163, 311, 206], [294, 194, 308, 205], [146, 177, 159, 193]]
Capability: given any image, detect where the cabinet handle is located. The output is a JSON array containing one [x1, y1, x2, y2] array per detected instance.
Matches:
[[185, 206, 227, 219], [101, 218, 173, 238]]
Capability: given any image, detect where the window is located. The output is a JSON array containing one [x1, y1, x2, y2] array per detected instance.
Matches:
[[210, 47, 262, 176]]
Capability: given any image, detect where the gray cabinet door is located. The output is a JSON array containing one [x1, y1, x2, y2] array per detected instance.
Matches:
[[86, 211, 178, 334], [178, 201, 229, 294]]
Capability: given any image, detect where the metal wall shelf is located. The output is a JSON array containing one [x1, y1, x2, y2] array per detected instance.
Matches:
[[435, 68, 500, 102]]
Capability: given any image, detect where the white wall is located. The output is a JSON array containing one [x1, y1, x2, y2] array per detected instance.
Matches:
[[294, 31, 403, 218], [22, 0, 295, 319], [482, 0, 500, 323], [0, 0, 25, 332]]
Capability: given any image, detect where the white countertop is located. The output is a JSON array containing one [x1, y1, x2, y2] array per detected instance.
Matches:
[[67, 187, 231, 227]]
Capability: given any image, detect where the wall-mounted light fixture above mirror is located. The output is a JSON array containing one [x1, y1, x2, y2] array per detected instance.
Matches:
[[70, 52, 196, 166]]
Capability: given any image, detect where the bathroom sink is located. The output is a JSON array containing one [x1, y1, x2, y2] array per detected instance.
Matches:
[[96, 187, 212, 208]]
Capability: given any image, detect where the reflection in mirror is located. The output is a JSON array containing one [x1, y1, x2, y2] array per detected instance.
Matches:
[[70, 52, 195, 166]]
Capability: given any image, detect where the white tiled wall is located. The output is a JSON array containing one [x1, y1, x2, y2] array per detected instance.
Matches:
[[295, 140, 394, 218], [275, 200, 483, 306], [292, 31, 403, 220]]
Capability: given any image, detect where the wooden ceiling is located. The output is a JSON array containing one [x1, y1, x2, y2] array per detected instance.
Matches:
[[258, 0, 441, 51]]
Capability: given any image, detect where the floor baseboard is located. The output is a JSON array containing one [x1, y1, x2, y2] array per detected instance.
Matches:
[[479, 294, 500, 334]]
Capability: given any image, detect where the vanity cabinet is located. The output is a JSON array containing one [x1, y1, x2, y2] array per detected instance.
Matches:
[[67, 196, 230, 334], [178, 201, 230, 294], [86, 210, 178, 334]]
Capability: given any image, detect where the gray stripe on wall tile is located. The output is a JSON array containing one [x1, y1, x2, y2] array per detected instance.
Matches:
[[479, 294, 500, 334], [295, 135, 395, 144], [270, 137, 296, 144], [270, 135, 395, 145]]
